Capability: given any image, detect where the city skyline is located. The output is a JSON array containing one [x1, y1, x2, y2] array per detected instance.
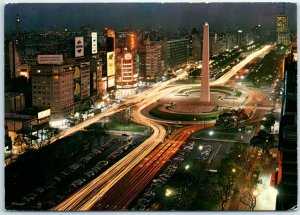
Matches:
[[5, 2, 297, 33], [4, 1, 297, 212]]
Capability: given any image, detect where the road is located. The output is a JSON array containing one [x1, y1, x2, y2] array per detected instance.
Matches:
[[52, 45, 272, 211], [92, 124, 213, 210]]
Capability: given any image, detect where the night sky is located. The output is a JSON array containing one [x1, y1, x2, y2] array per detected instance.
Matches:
[[4, 2, 297, 33]]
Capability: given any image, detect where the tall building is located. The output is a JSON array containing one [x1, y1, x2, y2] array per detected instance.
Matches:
[[116, 48, 138, 98], [165, 38, 189, 70], [105, 29, 116, 96], [201, 22, 210, 102], [277, 15, 290, 46], [90, 57, 103, 98], [191, 34, 201, 64], [139, 37, 162, 81], [275, 48, 297, 210], [31, 63, 74, 121]]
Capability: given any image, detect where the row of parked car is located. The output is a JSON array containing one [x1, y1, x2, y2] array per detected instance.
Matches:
[[10, 136, 135, 210], [132, 141, 195, 210], [198, 144, 213, 162]]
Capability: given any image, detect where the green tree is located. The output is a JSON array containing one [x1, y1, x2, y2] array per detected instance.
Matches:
[[250, 130, 274, 156], [39, 127, 60, 148], [86, 122, 107, 145], [231, 108, 249, 128], [214, 171, 237, 210], [215, 112, 235, 128], [261, 113, 276, 131]]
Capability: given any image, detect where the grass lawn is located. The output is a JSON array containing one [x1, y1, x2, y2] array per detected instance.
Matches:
[[106, 120, 147, 133], [149, 105, 219, 121]]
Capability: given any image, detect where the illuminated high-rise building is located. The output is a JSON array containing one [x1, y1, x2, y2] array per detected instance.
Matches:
[[201, 22, 210, 102], [277, 15, 290, 46], [31, 64, 74, 123], [139, 37, 162, 81], [116, 48, 138, 98]]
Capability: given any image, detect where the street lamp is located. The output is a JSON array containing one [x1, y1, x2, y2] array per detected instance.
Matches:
[[199, 145, 204, 151], [208, 130, 214, 136], [165, 188, 173, 197], [252, 189, 259, 197], [232, 168, 236, 173], [185, 164, 190, 170]]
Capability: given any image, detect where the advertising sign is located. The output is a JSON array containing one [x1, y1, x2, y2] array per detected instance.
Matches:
[[129, 32, 136, 50], [91, 32, 97, 54], [74, 66, 81, 79], [107, 52, 115, 76], [124, 53, 132, 61], [38, 109, 51, 119], [108, 76, 115, 88], [75, 37, 84, 57], [37, 55, 63, 65]]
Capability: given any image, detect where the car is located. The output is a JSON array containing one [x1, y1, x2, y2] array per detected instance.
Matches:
[[97, 161, 108, 166], [174, 157, 184, 161], [159, 173, 170, 178], [92, 149, 102, 156]]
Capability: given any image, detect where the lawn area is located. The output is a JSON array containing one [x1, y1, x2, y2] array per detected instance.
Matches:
[[149, 105, 219, 121], [176, 86, 242, 97], [106, 120, 147, 133]]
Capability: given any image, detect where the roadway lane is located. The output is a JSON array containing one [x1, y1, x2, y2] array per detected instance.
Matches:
[[211, 45, 272, 86], [52, 45, 273, 211], [52, 73, 188, 211], [93, 124, 213, 210]]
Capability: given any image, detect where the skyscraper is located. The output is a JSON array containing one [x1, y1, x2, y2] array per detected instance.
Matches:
[[201, 22, 210, 102], [277, 15, 290, 46]]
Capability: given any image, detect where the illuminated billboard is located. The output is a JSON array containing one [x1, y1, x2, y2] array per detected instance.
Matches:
[[38, 109, 51, 119], [37, 55, 63, 65], [75, 37, 84, 57], [107, 52, 115, 76], [128, 32, 136, 50], [91, 32, 97, 54], [108, 76, 115, 88]]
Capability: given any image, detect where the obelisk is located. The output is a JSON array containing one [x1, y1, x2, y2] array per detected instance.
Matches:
[[201, 22, 210, 102]]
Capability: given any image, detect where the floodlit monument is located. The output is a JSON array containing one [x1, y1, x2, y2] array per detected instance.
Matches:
[[201, 22, 211, 102]]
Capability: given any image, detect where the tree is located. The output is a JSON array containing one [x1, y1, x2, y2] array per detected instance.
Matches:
[[240, 187, 262, 210], [231, 108, 249, 128], [214, 171, 237, 210], [215, 109, 249, 129], [39, 127, 60, 147], [250, 130, 274, 156], [86, 122, 107, 145], [215, 112, 235, 128], [261, 113, 276, 131]]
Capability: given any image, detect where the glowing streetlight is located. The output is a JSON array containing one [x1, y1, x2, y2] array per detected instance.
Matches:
[[253, 189, 259, 197], [185, 164, 190, 170], [232, 168, 236, 173], [165, 188, 173, 197], [199, 145, 203, 151], [208, 131, 214, 136]]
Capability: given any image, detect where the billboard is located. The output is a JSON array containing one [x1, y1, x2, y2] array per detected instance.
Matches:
[[37, 55, 63, 65], [124, 53, 132, 61], [38, 109, 51, 119], [107, 52, 115, 76], [108, 76, 115, 88], [91, 32, 97, 54], [128, 32, 136, 50], [75, 37, 84, 57]]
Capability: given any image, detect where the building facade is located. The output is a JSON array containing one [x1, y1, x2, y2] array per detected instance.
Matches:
[[139, 37, 162, 81], [116, 48, 138, 98], [31, 64, 74, 119], [277, 15, 290, 46], [166, 38, 189, 70], [275, 49, 297, 210]]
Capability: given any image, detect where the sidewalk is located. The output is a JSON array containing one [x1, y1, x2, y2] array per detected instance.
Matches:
[[254, 156, 278, 211]]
